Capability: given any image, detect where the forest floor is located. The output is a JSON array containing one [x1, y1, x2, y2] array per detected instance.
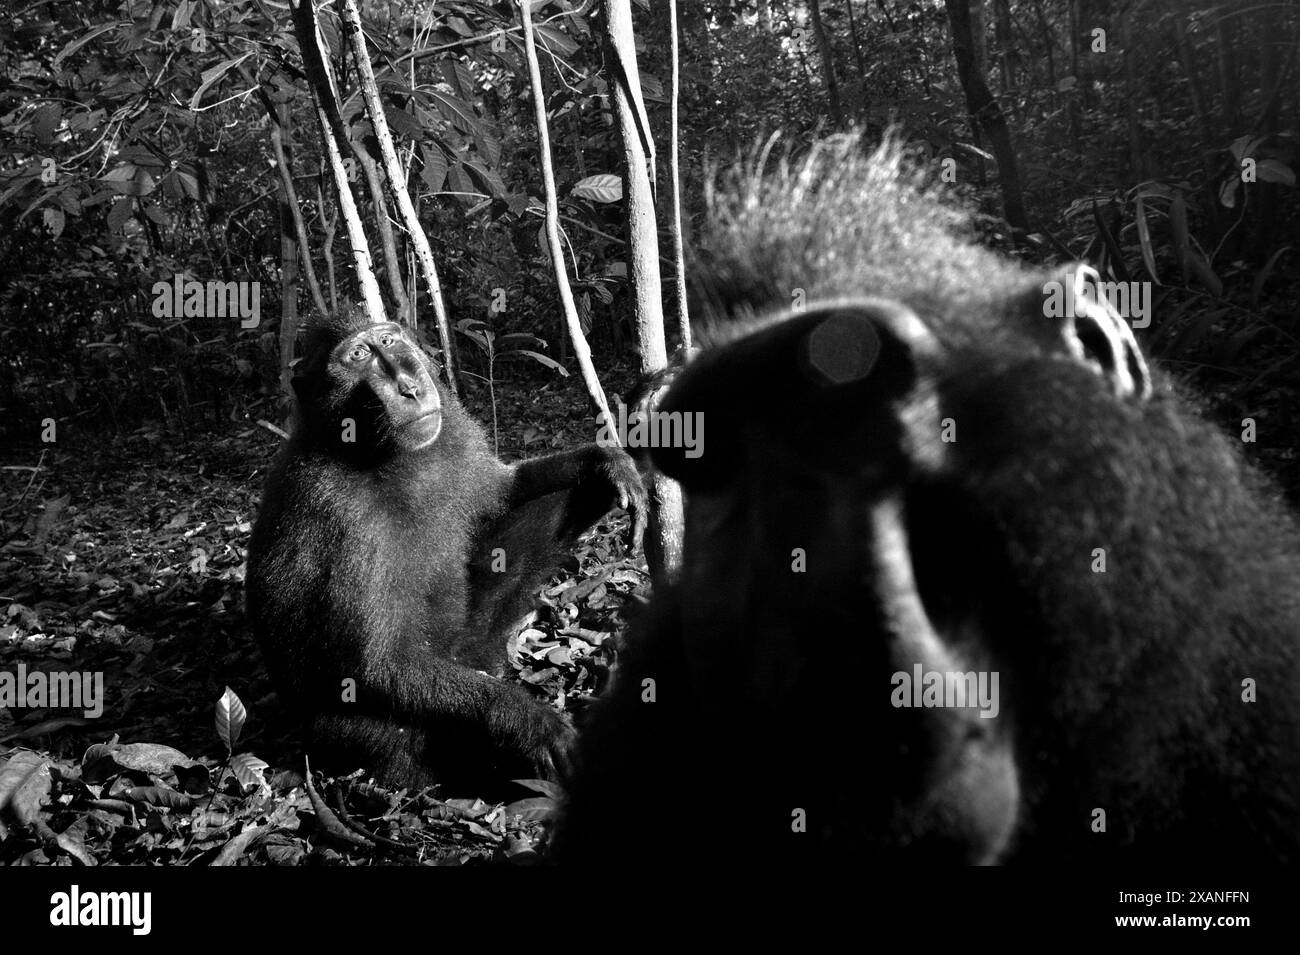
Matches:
[[0, 369, 648, 865]]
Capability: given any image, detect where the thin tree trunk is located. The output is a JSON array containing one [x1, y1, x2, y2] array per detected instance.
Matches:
[[968, 0, 988, 185], [1030, 0, 1055, 92], [1170, 11, 1223, 240], [809, 0, 843, 125], [1080, 0, 1093, 109], [1067, 0, 1081, 139], [668, 0, 691, 350], [268, 97, 329, 320], [521, 0, 614, 424], [1257, 2, 1285, 135], [1216, 17, 1240, 136], [1251, 1, 1290, 257], [339, 0, 458, 389], [606, 0, 683, 581], [845, 0, 866, 78], [289, 0, 386, 330], [944, 0, 1028, 229], [349, 141, 411, 321], [1120, 11, 1146, 180], [243, 63, 329, 329], [316, 178, 338, 312], [780, 0, 815, 85], [276, 143, 300, 405], [993, 0, 1014, 92]]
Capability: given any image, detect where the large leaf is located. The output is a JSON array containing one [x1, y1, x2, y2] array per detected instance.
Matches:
[[215, 686, 247, 750], [438, 58, 476, 99], [383, 102, 426, 140], [463, 158, 506, 198], [1251, 246, 1292, 306], [43, 207, 66, 238], [1228, 134, 1263, 162], [503, 797, 558, 823], [475, 131, 502, 168], [1220, 177, 1241, 209], [1133, 194, 1160, 284], [509, 349, 568, 376], [53, 21, 125, 70], [107, 196, 134, 232], [30, 104, 63, 143], [1255, 159, 1296, 187], [534, 25, 579, 57], [189, 54, 254, 110], [231, 753, 270, 794], [174, 170, 201, 200], [419, 143, 448, 193], [1186, 249, 1223, 296], [100, 164, 156, 197], [571, 174, 621, 203], [447, 164, 475, 196], [426, 87, 482, 137]]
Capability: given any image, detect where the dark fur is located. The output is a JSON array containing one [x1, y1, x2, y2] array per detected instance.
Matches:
[[557, 135, 1300, 864], [247, 309, 645, 790]]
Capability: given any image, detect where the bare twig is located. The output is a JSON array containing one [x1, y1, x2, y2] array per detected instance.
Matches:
[[256, 419, 290, 440], [0, 450, 47, 515]]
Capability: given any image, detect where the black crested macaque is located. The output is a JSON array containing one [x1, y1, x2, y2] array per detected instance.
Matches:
[[556, 135, 1300, 865], [247, 307, 646, 790]]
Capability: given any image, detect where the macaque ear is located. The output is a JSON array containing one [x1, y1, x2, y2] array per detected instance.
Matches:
[[1018, 264, 1152, 400], [652, 299, 943, 489]]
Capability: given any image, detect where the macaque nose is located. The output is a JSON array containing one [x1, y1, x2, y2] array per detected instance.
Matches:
[[397, 375, 421, 399]]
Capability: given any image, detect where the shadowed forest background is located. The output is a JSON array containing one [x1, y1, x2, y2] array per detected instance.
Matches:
[[0, 0, 1296, 865]]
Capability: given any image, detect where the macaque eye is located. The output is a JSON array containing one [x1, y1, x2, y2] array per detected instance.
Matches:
[[378, 333, 395, 348], [348, 343, 369, 362]]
